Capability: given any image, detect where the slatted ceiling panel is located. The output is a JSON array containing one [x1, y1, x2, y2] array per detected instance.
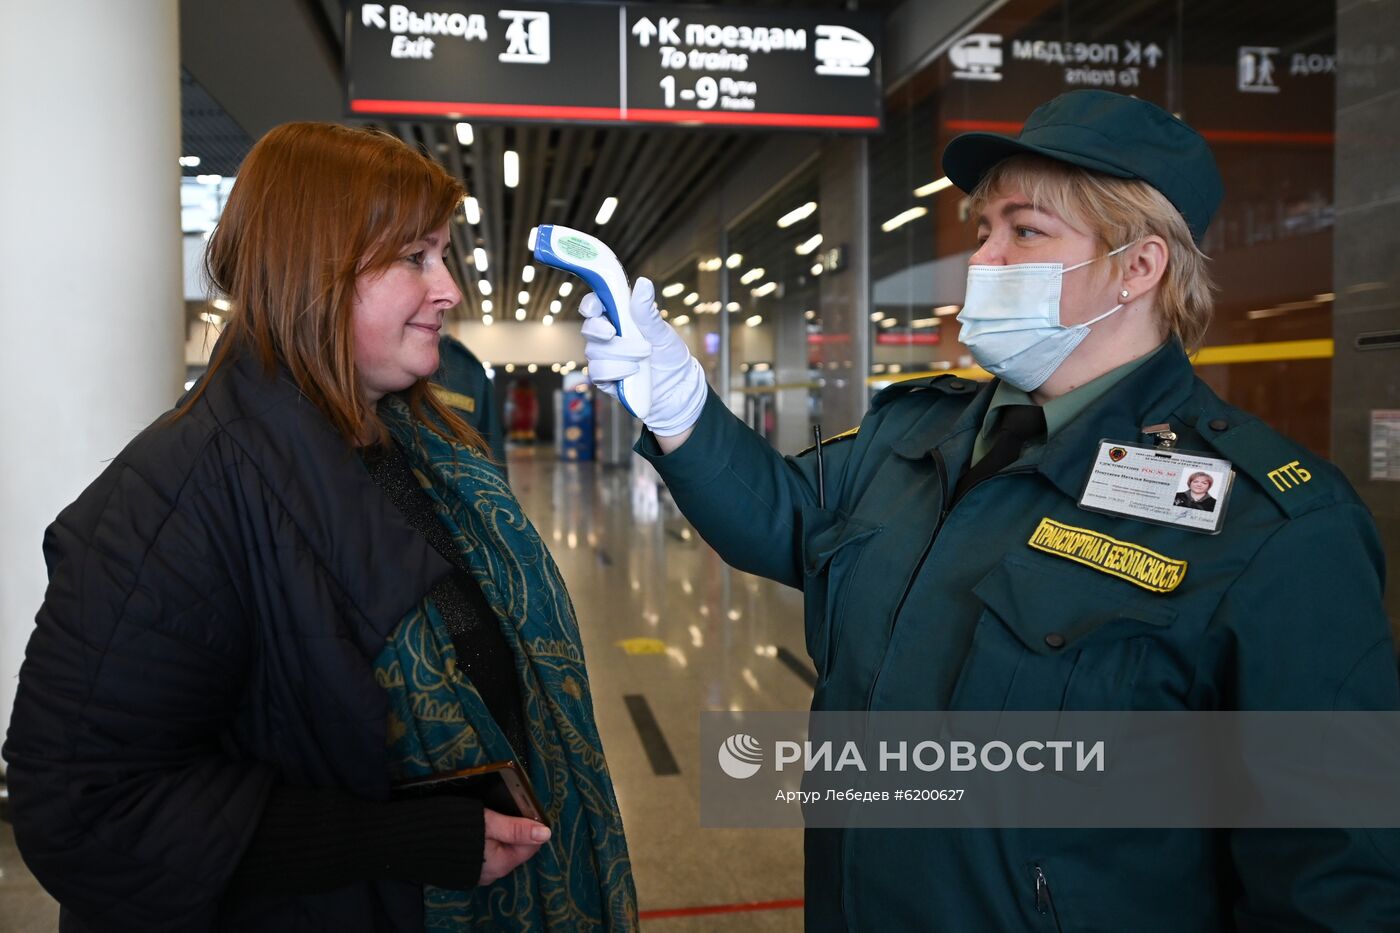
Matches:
[[433, 122, 485, 319], [569, 134, 613, 229], [604, 143, 673, 271], [539, 128, 583, 223], [483, 124, 507, 304], [501, 124, 523, 312], [615, 133, 674, 222], [497, 125, 522, 312], [514, 126, 550, 298], [624, 131, 700, 243], [532, 126, 579, 308], [180, 68, 253, 178], [477, 123, 495, 285], [494, 126, 518, 315], [382, 116, 771, 321], [633, 134, 737, 256], [578, 133, 645, 242], [545, 130, 623, 313], [513, 127, 549, 317], [513, 125, 555, 306], [609, 136, 685, 263], [545, 127, 597, 312], [613, 133, 720, 262], [611, 134, 674, 237]]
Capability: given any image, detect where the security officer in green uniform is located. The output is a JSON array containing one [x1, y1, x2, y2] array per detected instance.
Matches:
[[577, 90, 1400, 930], [432, 333, 507, 471]]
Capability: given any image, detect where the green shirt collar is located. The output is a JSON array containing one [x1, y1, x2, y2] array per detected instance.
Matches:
[[972, 346, 1164, 464]]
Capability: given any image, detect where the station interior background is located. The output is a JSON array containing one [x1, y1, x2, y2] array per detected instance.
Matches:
[[2, 0, 1398, 928]]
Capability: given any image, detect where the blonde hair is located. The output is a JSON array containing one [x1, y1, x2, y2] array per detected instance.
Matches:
[[969, 154, 1216, 351]]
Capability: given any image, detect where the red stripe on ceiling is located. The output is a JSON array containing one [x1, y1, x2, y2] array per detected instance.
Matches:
[[350, 100, 624, 120], [351, 99, 878, 129], [624, 109, 879, 129], [1196, 129, 1334, 145], [638, 897, 805, 920], [943, 119, 1334, 146], [944, 119, 1024, 133]]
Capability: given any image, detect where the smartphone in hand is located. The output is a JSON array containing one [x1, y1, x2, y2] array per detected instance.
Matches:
[[392, 759, 548, 828]]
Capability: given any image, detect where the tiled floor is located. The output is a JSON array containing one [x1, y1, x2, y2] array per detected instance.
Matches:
[[508, 448, 811, 930], [0, 447, 812, 931]]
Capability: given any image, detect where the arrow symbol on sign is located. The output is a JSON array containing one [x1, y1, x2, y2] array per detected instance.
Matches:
[[1145, 43, 1163, 67], [632, 17, 657, 47], [362, 4, 386, 29]]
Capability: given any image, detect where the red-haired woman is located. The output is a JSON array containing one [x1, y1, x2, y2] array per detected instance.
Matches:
[[5, 123, 635, 932]]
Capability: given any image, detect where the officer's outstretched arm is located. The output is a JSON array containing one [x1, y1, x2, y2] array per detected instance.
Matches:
[[579, 278, 844, 587], [637, 388, 848, 588]]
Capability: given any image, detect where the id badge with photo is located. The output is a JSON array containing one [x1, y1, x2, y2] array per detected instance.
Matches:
[[1078, 440, 1234, 535]]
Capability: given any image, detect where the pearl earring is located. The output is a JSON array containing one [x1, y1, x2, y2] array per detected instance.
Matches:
[[1120, 289, 1131, 300]]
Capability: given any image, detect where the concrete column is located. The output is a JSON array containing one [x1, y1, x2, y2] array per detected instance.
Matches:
[[0, 1, 184, 755], [1333, 0, 1400, 635]]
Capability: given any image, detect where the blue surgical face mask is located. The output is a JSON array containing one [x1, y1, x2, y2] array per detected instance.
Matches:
[[956, 242, 1136, 392]]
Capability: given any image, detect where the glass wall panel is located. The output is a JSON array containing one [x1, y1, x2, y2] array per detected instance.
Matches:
[[654, 257, 721, 387], [725, 167, 822, 451]]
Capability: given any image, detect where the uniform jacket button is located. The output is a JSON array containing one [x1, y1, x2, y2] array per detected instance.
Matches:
[[1209, 418, 1229, 431], [1044, 633, 1066, 649], [947, 378, 967, 391]]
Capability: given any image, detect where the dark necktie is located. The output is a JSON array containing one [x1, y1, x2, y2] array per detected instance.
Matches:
[[952, 404, 1046, 505]]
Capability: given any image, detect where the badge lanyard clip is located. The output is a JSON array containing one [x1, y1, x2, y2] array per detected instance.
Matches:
[[1141, 422, 1177, 449]]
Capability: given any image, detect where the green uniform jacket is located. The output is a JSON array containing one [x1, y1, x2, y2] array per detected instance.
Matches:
[[638, 342, 1400, 932]]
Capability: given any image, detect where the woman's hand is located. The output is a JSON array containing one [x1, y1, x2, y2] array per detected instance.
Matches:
[[478, 808, 551, 886], [578, 277, 707, 446]]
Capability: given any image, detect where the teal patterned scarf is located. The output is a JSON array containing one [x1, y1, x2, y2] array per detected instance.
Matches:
[[371, 397, 637, 931]]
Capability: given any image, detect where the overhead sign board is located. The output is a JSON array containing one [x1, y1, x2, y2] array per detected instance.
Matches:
[[945, 31, 1169, 98], [346, 2, 882, 132]]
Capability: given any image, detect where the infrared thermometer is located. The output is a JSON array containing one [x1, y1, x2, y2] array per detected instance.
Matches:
[[533, 225, 652, 421]]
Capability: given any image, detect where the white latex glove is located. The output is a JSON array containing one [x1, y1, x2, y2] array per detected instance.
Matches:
[[578, 276, 707, 437]]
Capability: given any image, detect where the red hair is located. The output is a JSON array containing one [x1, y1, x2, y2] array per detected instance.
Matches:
[[176, 122, 480, 450]]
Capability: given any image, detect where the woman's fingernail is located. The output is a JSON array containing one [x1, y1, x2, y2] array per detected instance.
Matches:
[[531, 826, 551, 843]]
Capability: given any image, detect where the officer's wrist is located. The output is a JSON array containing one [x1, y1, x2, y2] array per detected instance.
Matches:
[[653, 426, 694, 454]]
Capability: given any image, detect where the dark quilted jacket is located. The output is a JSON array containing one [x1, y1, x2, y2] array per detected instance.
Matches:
[[4, 345, 453, 931]]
